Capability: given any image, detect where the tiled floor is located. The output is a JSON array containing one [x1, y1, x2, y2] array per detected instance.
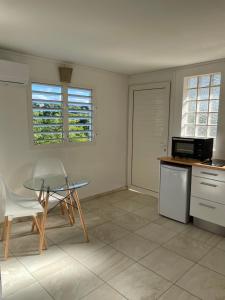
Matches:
[[1, 189, 225, 299]]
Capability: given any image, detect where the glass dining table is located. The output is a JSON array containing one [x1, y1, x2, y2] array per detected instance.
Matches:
[[24, 175, 89, 244]]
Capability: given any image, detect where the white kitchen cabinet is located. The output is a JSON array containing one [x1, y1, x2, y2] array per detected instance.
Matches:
[[190, 166, 225, 227], [190, 196, 225, 227], [191, 176, 225, 205], [192, 166, 225, 182]]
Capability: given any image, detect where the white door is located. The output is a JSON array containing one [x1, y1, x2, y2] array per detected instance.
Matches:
[[129, 82, 170, 194]]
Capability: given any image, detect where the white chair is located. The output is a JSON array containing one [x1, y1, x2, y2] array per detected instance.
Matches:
[[0, 176, 44, 259], [33, 158, 75, 226]]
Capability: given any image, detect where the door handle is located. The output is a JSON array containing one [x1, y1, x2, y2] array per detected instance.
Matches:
[[160, 143, 167, 153], [201, 171, 218, 176], [200, 182, 217, 188], [199, 202, 216, 209]]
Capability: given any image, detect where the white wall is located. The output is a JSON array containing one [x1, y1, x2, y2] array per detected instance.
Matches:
[[0, 50, 128, 198], [129, 60, 225, 159]]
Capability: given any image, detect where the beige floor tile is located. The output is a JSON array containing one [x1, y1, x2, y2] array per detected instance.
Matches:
[[38, 257, 103, 300], [80, 211, 109, 229], [32, 255, 76, 281], [90, 222, 130, 244], [1, 258, 36, 298], [108, 263, 171, 300], [81, 284, 126, 300], [8, 234, 53, 256], [5, 282, 53, 300], [139, 247, 193, 282], [199, 247, 225, 276], [164, 235, 211, 262], [130, 193, 158, 206], [46, 225, 84, 244], [11, 220, 33, 236], [216, 238, 225, 251], [159, 285, 199, 300], [181, 226, 222, 247], [110, 233, 159, 261], [16, 245, 68, 274], [82, 198, 112, 211], [46, 214, 71, 229], [154, 217, 192, 234], [5, 190, 225, 300], [92, 205, 127, 220], [133, 206, 160, 221], [117, 189, 139, 198], [135, 223, 177, 244], [177, 264, 225, 300], [58, 234, 106, 262], [111, 212, 150, 231], [112, 198, 147, 212], [104, 190, 138, 204], [81, 245, 134, 281]]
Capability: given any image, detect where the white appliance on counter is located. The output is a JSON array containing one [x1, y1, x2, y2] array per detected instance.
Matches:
[[159, 163, 191, 223]]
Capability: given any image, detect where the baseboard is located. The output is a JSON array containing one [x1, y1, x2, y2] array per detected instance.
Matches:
[[81, 186, 128, 202], [128, 185, 159, 199]]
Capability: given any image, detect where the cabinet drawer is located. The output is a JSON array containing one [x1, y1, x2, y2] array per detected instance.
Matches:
[[191, 176, 225, 205], [192, 166, 225, 182], [190, 196, 225, 227]]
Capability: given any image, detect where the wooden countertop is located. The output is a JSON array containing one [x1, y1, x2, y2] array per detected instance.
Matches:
[[158, 156, 225, 171]]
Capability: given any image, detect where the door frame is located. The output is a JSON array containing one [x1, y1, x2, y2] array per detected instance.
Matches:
[[127, 81, 171, 197]]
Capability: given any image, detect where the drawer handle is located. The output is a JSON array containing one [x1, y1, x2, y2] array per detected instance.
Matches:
[[200, 182, 217, 188], [201, 171, 218, 176], [199, 202, 216, 209]]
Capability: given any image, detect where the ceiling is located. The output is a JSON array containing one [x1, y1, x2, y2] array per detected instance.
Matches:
[[1, 0, 225, 74]]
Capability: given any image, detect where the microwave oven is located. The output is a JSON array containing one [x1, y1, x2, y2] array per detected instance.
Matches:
[[172, 137, 213, 161]]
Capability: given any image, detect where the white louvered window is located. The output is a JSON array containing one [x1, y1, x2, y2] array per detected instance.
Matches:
[[181, 73, 221, 141], [32, 83, 93, 145]]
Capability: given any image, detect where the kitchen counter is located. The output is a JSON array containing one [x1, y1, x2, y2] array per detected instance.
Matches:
[[159, 156, 225, 235], [158, 156, 225, 171]]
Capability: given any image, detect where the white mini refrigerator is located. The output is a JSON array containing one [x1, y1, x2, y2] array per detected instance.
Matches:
[[159, 164, 191, 223]]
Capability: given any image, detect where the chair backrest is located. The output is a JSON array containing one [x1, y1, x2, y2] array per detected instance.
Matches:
[[33, 158, 67, 178], [0, 176, 10, 220]]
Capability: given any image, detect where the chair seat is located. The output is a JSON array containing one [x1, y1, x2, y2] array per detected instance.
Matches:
[[5, 195, 43, 220]]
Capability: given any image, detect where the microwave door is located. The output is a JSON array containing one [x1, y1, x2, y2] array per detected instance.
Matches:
[[175, 142, 194, 155]]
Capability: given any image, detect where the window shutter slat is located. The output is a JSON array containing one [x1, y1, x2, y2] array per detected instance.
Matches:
[[32, 83, 93, 145], [32, 83, 63, 145]]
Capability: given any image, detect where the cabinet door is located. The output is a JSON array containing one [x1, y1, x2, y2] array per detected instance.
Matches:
[[192, 176, 225, 205], [190, 196, 225, 227], [192, 167, 225, 182]]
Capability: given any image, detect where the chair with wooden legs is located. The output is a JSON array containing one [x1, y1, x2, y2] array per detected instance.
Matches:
[[32, 158, 75, 228], [0, 176, 45, 259]]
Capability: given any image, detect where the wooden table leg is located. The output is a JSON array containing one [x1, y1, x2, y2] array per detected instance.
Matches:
[[4, 217, 12, 259], [32, 189, 43, 233], [31, 219, 36, 232], [1, 216, 7, 241], [41, 190, 49, 250], [72, 189, 89, 242], [64, 198, 74, 226], [68, 191, 75, 224], [33, 215, 44, 254]]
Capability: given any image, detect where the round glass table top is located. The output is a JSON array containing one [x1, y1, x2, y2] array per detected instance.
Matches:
[[24, 175, 89, 192]]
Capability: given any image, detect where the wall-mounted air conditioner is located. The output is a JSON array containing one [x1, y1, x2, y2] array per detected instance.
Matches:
[[0, 59, 29, 85]]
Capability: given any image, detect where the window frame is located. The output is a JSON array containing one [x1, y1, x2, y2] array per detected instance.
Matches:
[[28, 80, 96, 149], [181, 72, 221, 142]]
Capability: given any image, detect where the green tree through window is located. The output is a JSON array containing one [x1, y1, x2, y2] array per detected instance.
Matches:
[[32, 83, 93, 145]]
